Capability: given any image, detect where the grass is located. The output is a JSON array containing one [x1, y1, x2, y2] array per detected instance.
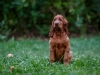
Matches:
[[0, 36, 100, 75]]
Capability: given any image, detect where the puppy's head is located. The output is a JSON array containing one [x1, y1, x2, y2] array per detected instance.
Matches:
[[49, 14, 69, 37]]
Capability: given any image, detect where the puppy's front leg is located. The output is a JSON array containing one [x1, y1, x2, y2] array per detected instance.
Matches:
[[63, 46, 72, 65], [50, 47, 55, 62]]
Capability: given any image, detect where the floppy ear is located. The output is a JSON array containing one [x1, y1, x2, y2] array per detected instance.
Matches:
[[63, 19, 69, 34], [49, 20, 54, 37]]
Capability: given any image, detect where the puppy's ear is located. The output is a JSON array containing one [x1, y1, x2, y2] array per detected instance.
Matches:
[[63, 19, 69, 34], [49, 20, 54, 37]]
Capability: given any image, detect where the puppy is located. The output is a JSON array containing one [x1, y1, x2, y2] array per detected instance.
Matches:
[[49, 15, 72, 65]]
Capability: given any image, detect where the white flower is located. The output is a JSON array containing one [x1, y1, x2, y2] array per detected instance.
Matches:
[[10, 66, 14, 73], [7, 54, 13, 58]]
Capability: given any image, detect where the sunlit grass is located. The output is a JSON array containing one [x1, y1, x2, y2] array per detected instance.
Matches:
[[0, 36, 100, 75]]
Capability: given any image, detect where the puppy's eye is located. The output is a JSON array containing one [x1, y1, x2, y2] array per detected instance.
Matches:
[[59, 18, 62, 21], [54, 19, 56, 21]]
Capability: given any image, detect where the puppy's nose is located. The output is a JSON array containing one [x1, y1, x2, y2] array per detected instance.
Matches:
[[55, 23, 58, 26]]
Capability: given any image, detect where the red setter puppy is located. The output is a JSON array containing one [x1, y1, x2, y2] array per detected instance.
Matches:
[[49, 14, 72, 65]]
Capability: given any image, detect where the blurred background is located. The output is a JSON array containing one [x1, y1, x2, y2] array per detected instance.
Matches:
[[0, 0, 100, 40]]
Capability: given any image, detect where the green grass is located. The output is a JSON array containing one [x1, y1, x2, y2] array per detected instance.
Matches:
[[0, 36, 100, 75]]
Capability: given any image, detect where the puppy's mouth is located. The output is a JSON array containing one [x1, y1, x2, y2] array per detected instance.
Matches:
[[54, 27, 62, 32]]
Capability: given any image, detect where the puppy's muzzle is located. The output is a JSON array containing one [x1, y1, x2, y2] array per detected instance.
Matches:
[[55, 23, 58, 27]]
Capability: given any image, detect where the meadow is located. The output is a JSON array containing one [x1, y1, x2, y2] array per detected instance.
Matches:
[[0, 36, 100, 75]]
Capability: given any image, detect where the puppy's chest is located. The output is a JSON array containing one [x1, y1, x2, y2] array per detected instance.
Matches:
[[54, 43, 67, 50], [50, 39, 67, 50]]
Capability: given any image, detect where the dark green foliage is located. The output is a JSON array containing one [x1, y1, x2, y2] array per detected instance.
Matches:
[[0, 0, 100, 39]]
